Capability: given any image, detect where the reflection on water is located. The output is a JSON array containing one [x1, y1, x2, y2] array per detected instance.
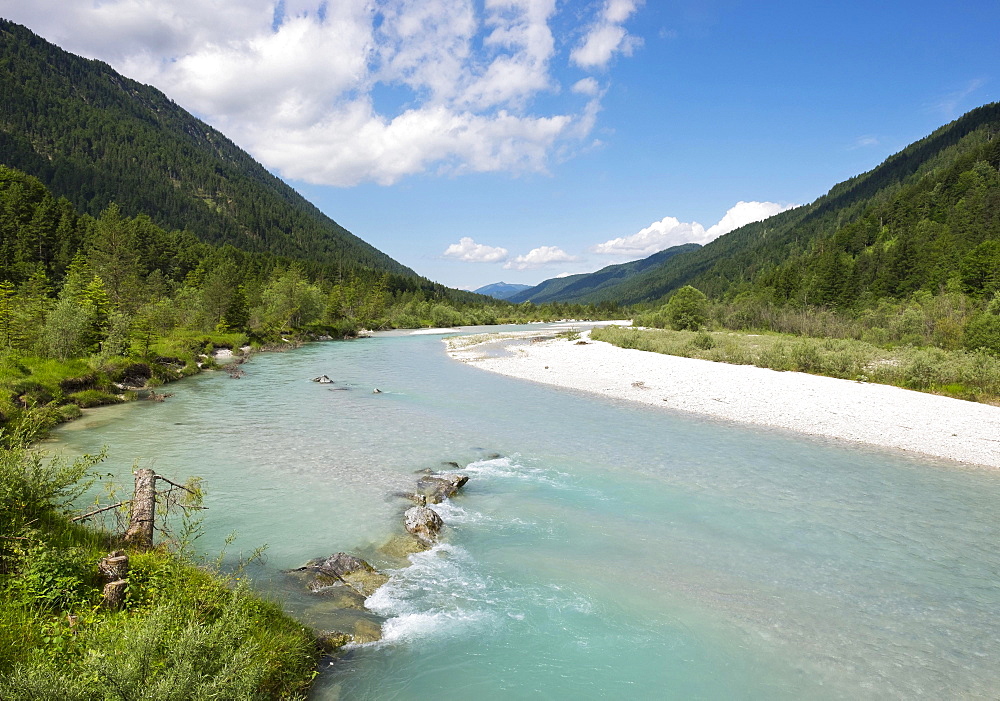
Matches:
[[51, 327, 1000, 700]]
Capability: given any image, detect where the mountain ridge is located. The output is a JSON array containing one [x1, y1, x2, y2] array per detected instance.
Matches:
[[473, 282, 534, 300], [517, 103, 1000, 306], [508, 243, 702, 304], [0, 18, 414, 277]]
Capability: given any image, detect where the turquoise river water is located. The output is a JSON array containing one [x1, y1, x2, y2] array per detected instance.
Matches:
[[50, 327, 1000, 700]]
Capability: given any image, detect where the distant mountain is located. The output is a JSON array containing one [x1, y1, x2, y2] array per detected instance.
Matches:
[[508, 243, 702, 304], [0, 19, 413, 276], [473, 281, 534, 300], [540, 102, 1000, 306]]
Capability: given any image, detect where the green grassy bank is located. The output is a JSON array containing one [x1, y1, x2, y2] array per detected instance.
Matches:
[[0, 427, 321, 699]]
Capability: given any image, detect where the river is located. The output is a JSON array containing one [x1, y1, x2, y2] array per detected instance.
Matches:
[[50, 326, 1000, 699]]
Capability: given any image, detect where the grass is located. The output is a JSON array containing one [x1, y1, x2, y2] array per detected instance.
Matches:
[[0, 432, 320, 699], [0, 330, 251, 441], [592, 325, 1000, 405]]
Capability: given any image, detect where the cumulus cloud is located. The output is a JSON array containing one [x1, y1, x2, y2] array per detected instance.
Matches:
[[593, 200, 797, 258], [1, 0, 635, 186], [592, 216, 704, 257], [572, 77, 601, 96], [443, 237, 509, 263], [570, 0, 643, 69], [703, 200, 797, 240], [504, 245, 577, 270]]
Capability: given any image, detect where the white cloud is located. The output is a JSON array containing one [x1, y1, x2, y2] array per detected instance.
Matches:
[[443, 237, 509, 263], [704, 201, 797, 240], [572, 77, 601, 96], [0, 0, 627, 186], [592, 216, 706, 257], [592, 200, 797, 258], [504, 245, 577, 269], [570, 0, 643, 69]]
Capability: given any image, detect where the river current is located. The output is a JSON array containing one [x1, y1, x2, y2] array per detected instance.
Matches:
[[51, 327, 1000, 699]]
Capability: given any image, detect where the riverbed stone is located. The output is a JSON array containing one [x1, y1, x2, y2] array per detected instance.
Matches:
[[316, 631, 351, 653], [378, 532, 431, 559], [351, 619, 383, 644], [288, 552, 389, 597], [417, 473, 469, 503], [312, 584, 368, 609], [404, 506, 444, 544], [393, 491, 427, 506]]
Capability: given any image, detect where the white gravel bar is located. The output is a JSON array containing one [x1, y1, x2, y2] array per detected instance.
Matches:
[[448, 331, 1000, 469]]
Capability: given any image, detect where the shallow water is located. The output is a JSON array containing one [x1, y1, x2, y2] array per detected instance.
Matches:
[[51, 328, 1000, 699]]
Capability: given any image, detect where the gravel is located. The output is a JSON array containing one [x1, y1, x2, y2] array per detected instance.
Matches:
[[448, 331, 1000, 469]]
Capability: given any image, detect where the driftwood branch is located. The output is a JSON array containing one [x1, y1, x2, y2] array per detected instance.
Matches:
[[152, 498, 208, 510], [153, 474, 198, 495], [71, 501, 129, 522]]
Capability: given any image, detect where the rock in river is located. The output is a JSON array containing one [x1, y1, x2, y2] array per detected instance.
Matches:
[[404, 506, 444, 544], [288, 552, 389, 597], [417, 472, 469, 504]]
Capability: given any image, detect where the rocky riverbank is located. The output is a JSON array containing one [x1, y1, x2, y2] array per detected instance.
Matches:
[[447, 331, 1000, 469], [286, 464, 474, 650]]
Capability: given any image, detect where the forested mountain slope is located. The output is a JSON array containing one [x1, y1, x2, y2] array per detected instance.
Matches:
[[0, 19, 412, 276], [539, 103, 1000, 306], [509, 243, 701, 304]]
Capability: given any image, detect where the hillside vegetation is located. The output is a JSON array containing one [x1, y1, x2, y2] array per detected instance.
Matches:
[[0, 164, 624, 434], [522, 103, 1000, 308], [0, 19, 410, 275]]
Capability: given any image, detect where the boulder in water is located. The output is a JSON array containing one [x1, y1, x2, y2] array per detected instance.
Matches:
[[404, 506, 444, 544], [312, 584, 368, 610], [288, 552, 389, 597], [379, 532, 432, 558], [351, 618, 383, 644], [316, 631, 351, 653], [393, 491, 427, 506], [417, 473, 469, 504]]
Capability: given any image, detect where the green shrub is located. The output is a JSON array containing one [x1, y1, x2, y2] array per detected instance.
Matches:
[[10, 543, 96, 610], [664, 286, 710, 331], [691, 331, 715, 350], [9, 380, 54, 406], [789, 342, 823, 372], [962, 313, 1000, 355], [0, 432, 100, 547]]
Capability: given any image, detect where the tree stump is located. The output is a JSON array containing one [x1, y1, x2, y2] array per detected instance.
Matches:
[[98, 551, 130, 610], [98, 551, 129, 580], [102, 580, 127, 609], [125, 469, 156, 548]]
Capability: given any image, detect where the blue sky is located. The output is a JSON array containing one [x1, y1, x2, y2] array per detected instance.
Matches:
[[2, 1, 999, 289]]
